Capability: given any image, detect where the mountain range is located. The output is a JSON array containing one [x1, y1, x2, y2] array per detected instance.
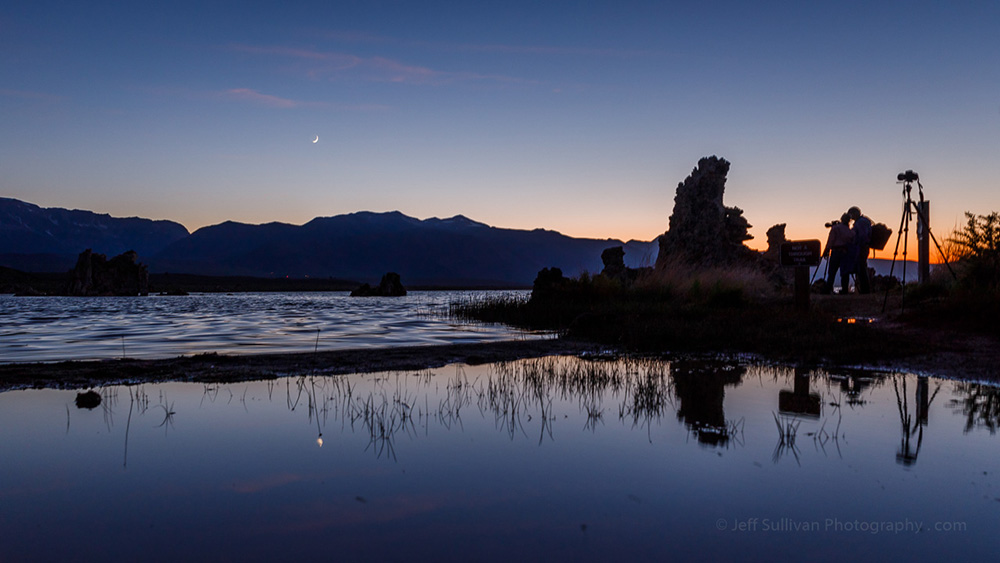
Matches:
[[0, 198, 657, 287], [0, 198, 189, 271]]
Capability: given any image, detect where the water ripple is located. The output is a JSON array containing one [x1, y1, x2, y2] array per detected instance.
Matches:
[[0, 290, 545, 363]]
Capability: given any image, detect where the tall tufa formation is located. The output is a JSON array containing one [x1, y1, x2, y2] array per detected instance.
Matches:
[[66, 249, 149, 296], [655, 156, 753, 268]]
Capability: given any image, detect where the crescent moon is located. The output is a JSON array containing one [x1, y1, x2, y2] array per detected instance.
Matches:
[[312, 135, 319, 143]]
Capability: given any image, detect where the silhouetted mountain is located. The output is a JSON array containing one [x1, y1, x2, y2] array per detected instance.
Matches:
[[1, 198, 657, 286], [0, 198, 189, 272], [152, 211, 657, 287]]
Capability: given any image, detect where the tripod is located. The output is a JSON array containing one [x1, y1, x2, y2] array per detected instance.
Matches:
[[881, 175, 957, 313]]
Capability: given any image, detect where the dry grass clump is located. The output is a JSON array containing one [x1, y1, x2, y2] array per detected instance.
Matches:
[[633, 256, 776, 305]]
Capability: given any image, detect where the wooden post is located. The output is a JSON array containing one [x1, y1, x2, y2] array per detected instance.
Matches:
[[781, 240, 820, 311], [917, 200, 930, 284], [794, 266, 810, 310]]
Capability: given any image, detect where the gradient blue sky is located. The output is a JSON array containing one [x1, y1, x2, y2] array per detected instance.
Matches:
[[3, 1, 998, 252]]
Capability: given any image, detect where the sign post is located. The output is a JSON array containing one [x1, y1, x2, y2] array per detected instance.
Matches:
[[780, 240, 821, 310]]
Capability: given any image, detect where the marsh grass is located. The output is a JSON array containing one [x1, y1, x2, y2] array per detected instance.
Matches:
[[260, 357, 686, 455], [155, 398, 176, 431], [772, 412, 802, 464]]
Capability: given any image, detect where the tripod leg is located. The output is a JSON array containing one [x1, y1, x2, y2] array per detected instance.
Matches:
[[882, 206, 909, 312], [900, 206, 911, 315], [811, 255, 830, 287]]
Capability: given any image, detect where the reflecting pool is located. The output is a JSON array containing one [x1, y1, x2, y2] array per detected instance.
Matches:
[[1, 357, 998, 561]]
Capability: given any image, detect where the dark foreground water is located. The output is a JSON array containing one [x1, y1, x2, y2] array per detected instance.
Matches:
[[1, 356, 997, 561], [0, 291, 539, 363]]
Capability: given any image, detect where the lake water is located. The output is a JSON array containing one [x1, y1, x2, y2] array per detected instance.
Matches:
[[1, 356, 997, 561], [0, 291, 540, 363]]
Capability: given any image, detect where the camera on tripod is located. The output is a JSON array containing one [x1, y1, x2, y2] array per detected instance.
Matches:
[[897, 170, 919, 183]]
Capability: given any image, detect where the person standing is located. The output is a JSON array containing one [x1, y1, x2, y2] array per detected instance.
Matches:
[[823, 213, 855, 294], [848, 206, 872, 294]]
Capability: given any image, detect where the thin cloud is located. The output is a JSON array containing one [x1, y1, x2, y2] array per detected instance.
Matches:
[[231, 44, 361, 69], [216, 88, 389, 111], [139, 85, 387, 112], [450, 43, 659, 57], [320, 30, 662, 58], [322, 30, 395, 45], [223, 88, 300, 108], [0, 88, 65, 102], [230, 43, 532, 85]]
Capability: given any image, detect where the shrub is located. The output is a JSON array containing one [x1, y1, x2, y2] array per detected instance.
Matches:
[[948, 211, 1000, 291]]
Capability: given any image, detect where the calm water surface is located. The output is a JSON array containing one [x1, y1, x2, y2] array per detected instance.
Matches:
[[0, 291, 539, 363], [1, 356, 997, 561]]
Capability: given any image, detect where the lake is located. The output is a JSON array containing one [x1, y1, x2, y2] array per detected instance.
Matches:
[[0, 291, 541, 363], [1, 356, 997, 561]]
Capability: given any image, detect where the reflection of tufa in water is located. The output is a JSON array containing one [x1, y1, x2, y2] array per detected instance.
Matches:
[[75, 390, 101, 410], [672, 361, 745, 446]]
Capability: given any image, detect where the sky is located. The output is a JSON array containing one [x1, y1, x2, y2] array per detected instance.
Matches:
[[3, 0, 999, 254]]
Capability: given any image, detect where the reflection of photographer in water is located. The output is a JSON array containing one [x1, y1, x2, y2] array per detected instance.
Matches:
[[822, 213, 854, 294], [848, 206, 873, 294]]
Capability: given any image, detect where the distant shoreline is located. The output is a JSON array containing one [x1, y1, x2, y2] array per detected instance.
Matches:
[[2, 258, 933, 296], [1, 267, 530, 295]]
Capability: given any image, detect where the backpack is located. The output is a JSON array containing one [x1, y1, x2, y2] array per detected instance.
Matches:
[[870, 222, 892, 251]]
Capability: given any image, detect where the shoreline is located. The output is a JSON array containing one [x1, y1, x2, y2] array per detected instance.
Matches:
[[0, 339, 596, 391], [3, 331, 998, 392]]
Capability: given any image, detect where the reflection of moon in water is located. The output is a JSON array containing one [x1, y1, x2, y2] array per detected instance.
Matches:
[[312, 135, 319, 143]]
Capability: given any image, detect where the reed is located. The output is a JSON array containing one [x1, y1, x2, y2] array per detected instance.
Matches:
[[772, 412, 801, 464], [155, 394, 176, 431]]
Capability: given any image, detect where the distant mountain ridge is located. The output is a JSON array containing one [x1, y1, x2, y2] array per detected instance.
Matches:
[[0, 198, 189, 272], [152, 210, 658, 286], [0, 198, 657, 287]]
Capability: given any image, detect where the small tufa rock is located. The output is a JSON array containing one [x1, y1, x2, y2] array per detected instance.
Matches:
[[351, 272, 407, 297], [600, 246, 627, 280], [763, 224, 788, 263], [599, 246, 649, 286], [530, 267, 570, 300]]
